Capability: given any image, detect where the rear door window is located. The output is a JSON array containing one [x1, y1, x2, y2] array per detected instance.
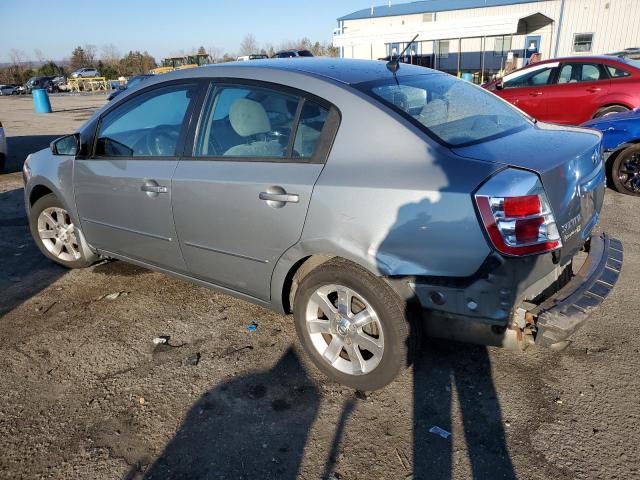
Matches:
[[557, 63, 608, 83]]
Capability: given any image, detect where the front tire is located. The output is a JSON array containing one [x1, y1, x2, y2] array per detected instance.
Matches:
[[29, 193, 95, 268], [293, 259, 414, 391], [611, 145, 640, 196]]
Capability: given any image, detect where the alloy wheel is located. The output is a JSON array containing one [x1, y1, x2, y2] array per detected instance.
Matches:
[[305, 284, 384, 376], [618, 151, 640, 194], [37, 207, 81, 262]]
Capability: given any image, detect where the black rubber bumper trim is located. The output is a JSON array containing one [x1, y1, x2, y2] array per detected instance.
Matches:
[[532, 233, 623, 347]]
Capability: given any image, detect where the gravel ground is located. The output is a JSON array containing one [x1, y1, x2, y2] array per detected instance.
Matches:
[[0, 95, 639, 480]]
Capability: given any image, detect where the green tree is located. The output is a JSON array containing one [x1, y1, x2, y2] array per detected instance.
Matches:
[[119, 51, 157, 76], [70, 46, 88, 70], [37, 61, 65, 77]]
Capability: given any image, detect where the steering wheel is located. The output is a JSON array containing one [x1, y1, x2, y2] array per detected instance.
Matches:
[[146, 125, 180, 156]]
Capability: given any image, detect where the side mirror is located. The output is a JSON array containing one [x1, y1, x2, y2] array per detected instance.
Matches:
[[496, 80, 505, 91], [51, 133, 80, 156]]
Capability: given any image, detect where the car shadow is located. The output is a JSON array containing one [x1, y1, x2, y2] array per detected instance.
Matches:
[[4, 134, 64, 172], [138, 347, 323, 480], [0, 186, 66, 317]]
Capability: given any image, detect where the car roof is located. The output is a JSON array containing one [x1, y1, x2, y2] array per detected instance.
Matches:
[[191, 58, 433, 85], [533, 55, 632, 65]]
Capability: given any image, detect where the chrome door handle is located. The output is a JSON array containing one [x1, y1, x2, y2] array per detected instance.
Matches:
[[259, 192, 299, 203], [141, 184, 168, 194], [586, 87, 601, 93], [529, 91, 543, 97]]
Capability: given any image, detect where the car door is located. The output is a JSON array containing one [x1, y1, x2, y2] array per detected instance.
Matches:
[[75, 81, 200, 271], [543, 62, 611, 124], [172, 81, 339, 300], [498, 63, 558, 121]]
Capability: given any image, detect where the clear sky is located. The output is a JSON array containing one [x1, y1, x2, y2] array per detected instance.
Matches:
[[0, 0, 380, 63]]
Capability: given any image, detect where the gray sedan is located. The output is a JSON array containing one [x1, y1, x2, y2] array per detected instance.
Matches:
[[23, 59, 622, 390]]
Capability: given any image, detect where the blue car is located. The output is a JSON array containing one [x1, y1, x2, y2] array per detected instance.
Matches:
[[583, 109, 640, 196]]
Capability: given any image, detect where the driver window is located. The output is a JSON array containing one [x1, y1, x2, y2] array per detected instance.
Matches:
[[95, 84, 195, 157], [195, 85, 299, 157]]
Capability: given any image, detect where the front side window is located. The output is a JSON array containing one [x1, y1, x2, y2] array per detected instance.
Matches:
[[95, 83, 195, 157], [503, 65, 556, 88], [358, 73, 531, 147], [573, 33, 593, 53], [195, 85, 299, 157]]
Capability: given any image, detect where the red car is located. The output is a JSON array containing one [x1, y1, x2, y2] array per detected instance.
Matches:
[[484, 56, 640, 125]]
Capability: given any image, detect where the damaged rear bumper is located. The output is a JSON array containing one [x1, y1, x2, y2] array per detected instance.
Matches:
[[529, 233, 623, 347]]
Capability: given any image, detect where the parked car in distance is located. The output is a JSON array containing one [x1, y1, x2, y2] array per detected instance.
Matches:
[[272, 50, 314, 58], [70, 67, 100, 78], [237, 54, 269, 61], [484, 56, 640, 125], [0, 84, 18, 95], [15, 85, 27, 95], [107, 74, 153, 101], [25, 76, 55, 94], [583, 108, 640, 195], [0, 120, 7, 172], [47, 76, 69, 93], [23, 59, 622, 390]]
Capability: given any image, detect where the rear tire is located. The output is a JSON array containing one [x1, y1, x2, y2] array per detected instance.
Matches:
[[29, 193, 96, 268], [593, 105, 629, 118], [611, 145, 640, 196], [293, 259, 416, 391]]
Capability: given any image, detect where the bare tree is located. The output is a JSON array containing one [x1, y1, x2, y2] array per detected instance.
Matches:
[[33, 48, 45, 64], [84, 44, 97, 65], [208, 46, 222, 63], [240, 34, 258, 55], [101, 43, 121, 64], [9, 49, 28, 66]]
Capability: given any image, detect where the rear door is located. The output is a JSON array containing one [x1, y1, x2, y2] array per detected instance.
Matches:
[[75, 81, 199, 271], [543, 62, 611, 124], [172, 81, 339, 300], [498, 63, 558, 121]]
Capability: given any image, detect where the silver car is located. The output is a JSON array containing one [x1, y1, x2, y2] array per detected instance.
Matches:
[[23, 59, 622, 390], [70, 67, 100, 78]]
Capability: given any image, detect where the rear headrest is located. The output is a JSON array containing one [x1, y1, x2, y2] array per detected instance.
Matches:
[[229, 98, 271, 137]]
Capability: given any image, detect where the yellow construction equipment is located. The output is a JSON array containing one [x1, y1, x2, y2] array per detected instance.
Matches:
[[150, 53, 212, 75], [68, 77, 109, 92]]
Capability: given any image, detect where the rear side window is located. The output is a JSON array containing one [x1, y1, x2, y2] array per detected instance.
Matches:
[[96, 84, 195, 157], [195, 85, 299, 157], [607, 65, 631, 78], [294, 101, 329, 158], [358, 74, 531, 147], [557, 63, 607, 83]]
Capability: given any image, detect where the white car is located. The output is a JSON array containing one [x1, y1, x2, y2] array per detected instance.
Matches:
[[0, 120, 7, 172], [0, 84, 17, 95], [70, 67, 100, 78]]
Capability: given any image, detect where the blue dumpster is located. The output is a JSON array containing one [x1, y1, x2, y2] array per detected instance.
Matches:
[[32, 88, 52, 114], [461, 72, 473, 82]]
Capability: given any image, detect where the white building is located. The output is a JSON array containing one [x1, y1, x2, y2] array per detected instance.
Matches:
[[334, 0, 640, 82]]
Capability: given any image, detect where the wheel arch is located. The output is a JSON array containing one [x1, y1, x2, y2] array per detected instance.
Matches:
[[29, 184, 54, 207], [593, 102, 634, 118]]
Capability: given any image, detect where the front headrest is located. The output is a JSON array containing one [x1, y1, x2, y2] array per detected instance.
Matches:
[[229, 98, 271, 137]]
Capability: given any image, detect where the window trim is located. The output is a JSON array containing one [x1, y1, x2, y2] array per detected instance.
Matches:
[[90, 79, 206, 161], [572, 32, 594, 53], [183, 78, 341, 165]]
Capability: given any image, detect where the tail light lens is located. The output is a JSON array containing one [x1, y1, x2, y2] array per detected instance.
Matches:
[[475, 169, 561, 256]]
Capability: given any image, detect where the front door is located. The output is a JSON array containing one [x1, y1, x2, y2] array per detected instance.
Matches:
[[172, 82, 337, 300], [75, 82, 199, 271], [499, 62, 558, 121]]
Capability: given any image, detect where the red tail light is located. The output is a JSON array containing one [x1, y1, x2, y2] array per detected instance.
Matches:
[[475, 169, 561, 256]]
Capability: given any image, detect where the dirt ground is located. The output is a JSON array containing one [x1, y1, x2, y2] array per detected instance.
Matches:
[[1, 94, 639, 480]]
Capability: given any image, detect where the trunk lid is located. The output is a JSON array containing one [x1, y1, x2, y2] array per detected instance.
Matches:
[[453, 122, 605, 262]]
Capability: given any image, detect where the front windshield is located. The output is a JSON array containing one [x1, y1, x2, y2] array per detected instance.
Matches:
[[358, 74, 532, 147]]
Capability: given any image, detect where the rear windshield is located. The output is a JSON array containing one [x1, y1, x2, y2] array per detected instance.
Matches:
[[357, 74, 531, 147]]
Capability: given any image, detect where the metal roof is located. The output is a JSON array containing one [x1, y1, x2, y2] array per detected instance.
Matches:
[[338, 0, 546, 21]]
